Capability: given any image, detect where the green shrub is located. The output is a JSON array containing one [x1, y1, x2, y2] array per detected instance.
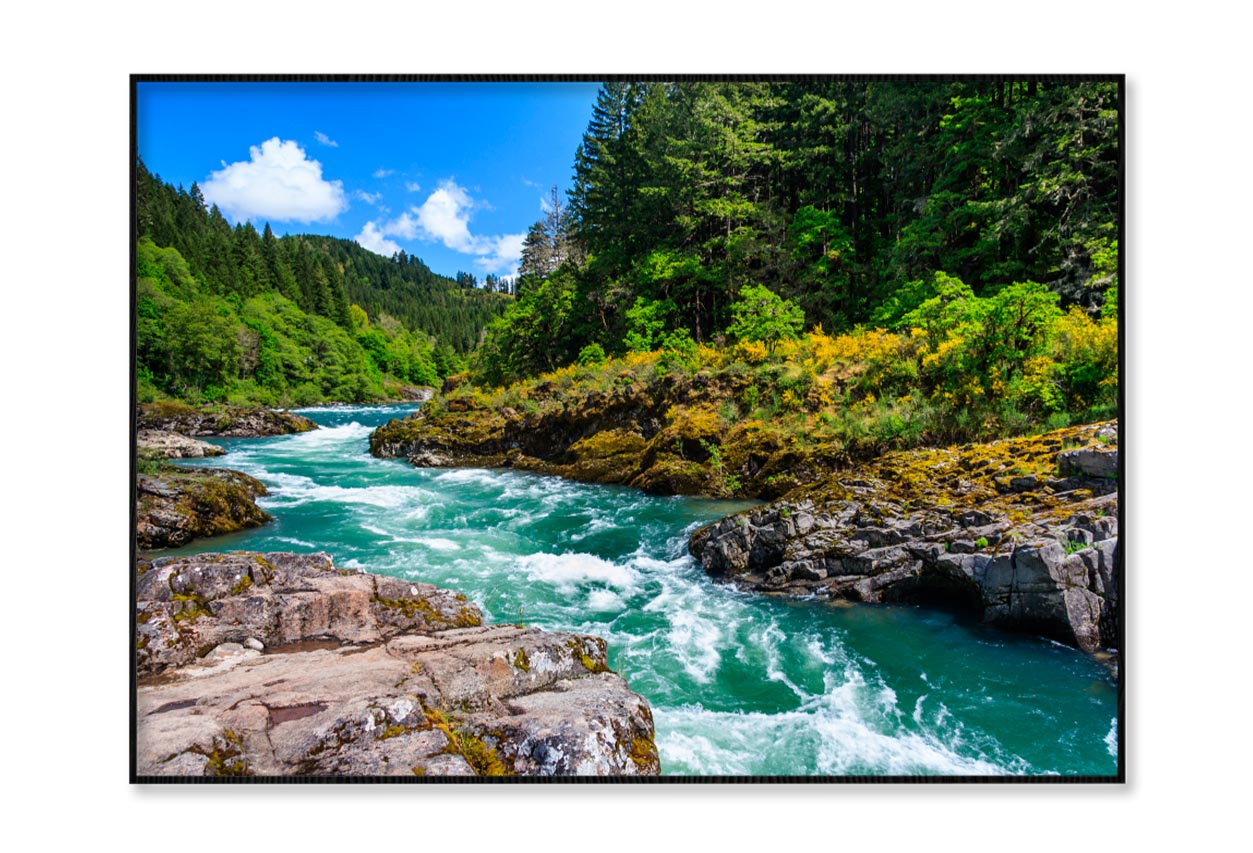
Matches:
[[577, 343, 607, 366]]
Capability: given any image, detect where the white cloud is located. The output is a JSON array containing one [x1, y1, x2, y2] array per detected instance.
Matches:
[[405, 181, 422, 193], [201, 137, 346, 224], [354, 221, 403, 257], [373, 168, 395, 179], [372, 210, 416, 239], [314, 131, 339, 148], [473, 232, 527, 276], [354, 178, 526, 275], [354, 189, 382, 205], [414, 180, 477, 252]]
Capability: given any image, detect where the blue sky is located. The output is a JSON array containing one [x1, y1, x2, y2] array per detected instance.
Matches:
[[136, 81, 603, 279]]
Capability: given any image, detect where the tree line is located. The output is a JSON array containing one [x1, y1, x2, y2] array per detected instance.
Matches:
[[136, 159, 511, 354], [134, 161, 514, 405], [478, 79, 1119, 385]]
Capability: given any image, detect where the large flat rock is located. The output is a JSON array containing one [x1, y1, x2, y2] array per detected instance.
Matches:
[[135, 552, 659, 778]]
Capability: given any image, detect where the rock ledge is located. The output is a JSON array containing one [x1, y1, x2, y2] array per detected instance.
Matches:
[[136, 552, 659, 777], [691, 421, 1120, 654], [137, 402, 317, 437]]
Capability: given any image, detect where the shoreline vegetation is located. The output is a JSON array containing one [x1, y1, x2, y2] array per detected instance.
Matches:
[[373, 296, 1116, 501]]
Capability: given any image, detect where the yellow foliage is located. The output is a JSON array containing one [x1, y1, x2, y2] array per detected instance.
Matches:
[[921, 334, 964, 369], [806, 377, 837, 410], [735, 340, 770, 364], [773, 337, 805, 360], [624, 350, 660, 367], [1019, 355, 1062, 409], [806, 327, 909, 373], [667, 403, 724, 434], [1054, 307, 1117, 368], [697, 344, 723, 367]]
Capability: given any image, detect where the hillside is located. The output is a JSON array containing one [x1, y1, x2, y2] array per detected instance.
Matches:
[[135, 162, 513, 406]]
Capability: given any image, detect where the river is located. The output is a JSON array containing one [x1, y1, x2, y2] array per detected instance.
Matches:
[[167, 404, 1118, 776]]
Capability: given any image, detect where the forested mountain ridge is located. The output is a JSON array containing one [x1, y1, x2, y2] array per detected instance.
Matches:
[[480, 79, 1120, 385], [134, 160, 513, 405]]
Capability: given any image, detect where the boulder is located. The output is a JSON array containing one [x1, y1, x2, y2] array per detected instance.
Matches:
[[136, 467, 270, 550], [137, 430, 226, 459], [1058, 446, 1118, 479]]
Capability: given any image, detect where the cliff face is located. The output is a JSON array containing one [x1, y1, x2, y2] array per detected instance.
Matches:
[[135, 552, 659, 778], [690, 422, 1120, 653]]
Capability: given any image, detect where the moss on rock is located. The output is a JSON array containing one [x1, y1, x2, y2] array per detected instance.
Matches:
[[136, 467, 271, 550]]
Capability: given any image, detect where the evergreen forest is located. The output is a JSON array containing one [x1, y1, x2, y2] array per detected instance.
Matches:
[[473, 78, 1119, 445], [135, 160, 511, 405]]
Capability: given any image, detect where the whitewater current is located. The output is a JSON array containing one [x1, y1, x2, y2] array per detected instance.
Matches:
[[167, 404, 1119, 776]]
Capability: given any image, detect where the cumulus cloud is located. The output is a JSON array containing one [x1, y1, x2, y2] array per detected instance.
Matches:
[[202, 138, 346, 224], [369, 210, 416, 240], [352, 178, 525, 274], [405, 181, 422, 193], [473, 233, 527, 276], [314, 131, 339, 148], [353, 221, 403, 257], [413, 180, 478, 251], [373, 168, 395, 179], [354, 189, 382, 205]]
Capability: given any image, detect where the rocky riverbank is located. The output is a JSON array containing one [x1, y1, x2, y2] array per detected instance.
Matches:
[[370, 378, 1121, 655], [690, 422, 1119, 654], [370, 369, 826, 497], [134, 402, 316, 549], [135, 552, 659, 777], [137, 401, 317, 437], [136, 465, 271, 550], [137, 430, 226, 459]]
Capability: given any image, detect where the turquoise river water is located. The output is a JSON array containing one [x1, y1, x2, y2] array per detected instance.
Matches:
[[167, 404, 1118, 777]]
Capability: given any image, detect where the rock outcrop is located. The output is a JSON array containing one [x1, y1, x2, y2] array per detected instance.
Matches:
[[690, 422, 1120, 653], [137, 402, 317, 437], [369, 370, 826, 497], [135, 552, 660, 777], [396, 386, 435, 402], [137, 429, 226, 459], [136, 466, 271, 550]]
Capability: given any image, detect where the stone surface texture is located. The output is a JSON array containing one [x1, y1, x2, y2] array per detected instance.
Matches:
[[135, 552, 659, 778], [690, 422, 1120, 653], [137, 403, 317, 437], [136, 468, 271, 550], [137, 430, 227, 459]]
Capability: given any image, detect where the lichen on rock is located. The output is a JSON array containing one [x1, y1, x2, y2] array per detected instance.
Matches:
[[135, 552, 659, 778], [136, 465, 271, 550], [137, 402, 318, 437], [689, 421, 1121, 654]]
